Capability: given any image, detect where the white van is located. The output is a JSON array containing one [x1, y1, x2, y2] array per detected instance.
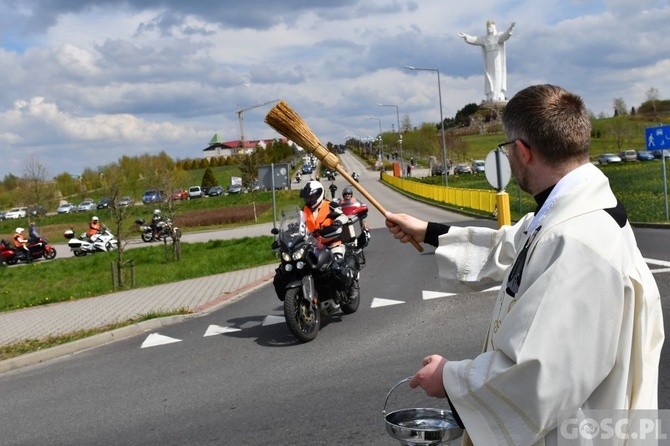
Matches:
[[188, 186, 203, 198], [619, 150, 637, 162]]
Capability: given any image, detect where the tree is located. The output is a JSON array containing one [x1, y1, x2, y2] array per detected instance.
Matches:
[[239, 149, 268, 222], [400, 114, 413, 133], [201, 168, 218, 189], [20, 156, 52, 214], [613, 98, 628, 117]]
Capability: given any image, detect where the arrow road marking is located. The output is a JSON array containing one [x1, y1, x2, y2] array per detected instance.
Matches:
[[422, 290, 455, 300], [370, 298, 405, 308], [141, 333, 182, 348], [262, 315, 286, 326], [204, 325, 241, 337]]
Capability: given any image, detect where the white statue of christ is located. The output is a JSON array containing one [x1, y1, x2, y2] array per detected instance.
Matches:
[[459, 20, 516, 102]]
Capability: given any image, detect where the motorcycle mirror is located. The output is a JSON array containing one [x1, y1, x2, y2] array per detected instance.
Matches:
[[271, 227, 279, 235]]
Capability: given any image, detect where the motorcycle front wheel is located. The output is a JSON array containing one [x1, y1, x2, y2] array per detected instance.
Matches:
[[141, 232, 154, 242], [43, 247, 57, 260], [283, 287, 320, 343]]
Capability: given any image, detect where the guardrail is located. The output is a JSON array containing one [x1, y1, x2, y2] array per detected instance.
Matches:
[[381, 172, 497, 214]]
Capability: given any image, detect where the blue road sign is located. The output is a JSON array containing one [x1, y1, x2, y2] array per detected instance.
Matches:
[[645, 125, 670, 151]]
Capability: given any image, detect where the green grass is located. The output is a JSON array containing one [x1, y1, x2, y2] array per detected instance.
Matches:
[[0, 236, 277, 312]]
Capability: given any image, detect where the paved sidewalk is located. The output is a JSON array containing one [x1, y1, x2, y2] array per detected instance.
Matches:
[[0, 263, 278, 373]]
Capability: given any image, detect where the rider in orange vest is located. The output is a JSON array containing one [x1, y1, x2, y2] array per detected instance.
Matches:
[[300, 180, 348, 250], [86, 216, 101, 240], [13, 227, 31, 263]]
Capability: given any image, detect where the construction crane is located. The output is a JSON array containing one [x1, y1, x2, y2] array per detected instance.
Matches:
[[237, 99, 281, 153]]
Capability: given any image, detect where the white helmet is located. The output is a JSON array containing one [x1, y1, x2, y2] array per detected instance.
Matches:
[[154, 209, 161, 215], [15, 227, 24, 234], [92, 216, 99, 222], [300, 180, 324, 210]]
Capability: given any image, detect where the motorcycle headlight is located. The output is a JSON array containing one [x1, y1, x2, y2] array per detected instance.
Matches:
[[284, 263, 293, 272], [281, 252, 292, 262], [292, 247, 305, 261], [296, 261, 305, 270]]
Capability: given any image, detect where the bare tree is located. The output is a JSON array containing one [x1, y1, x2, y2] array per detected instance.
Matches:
[[20, 156, 52, 217]]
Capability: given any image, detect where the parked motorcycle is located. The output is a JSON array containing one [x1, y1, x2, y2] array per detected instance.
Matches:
[[63, 227, 118, 256], [0, 237, 57, 264], [271, 205, 367, 343], [135, 218, 181, 243]]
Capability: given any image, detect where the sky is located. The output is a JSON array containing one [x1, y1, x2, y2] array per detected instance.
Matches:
[[0, 0, 668, 178]]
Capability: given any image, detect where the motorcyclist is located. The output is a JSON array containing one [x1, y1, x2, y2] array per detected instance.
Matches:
[[28, 221, 41, 243], [339, 187, 358, 206], [151, 209, 164, 235], [299, 180, 357, 298], [13, 227, 31, 263], [86, 216, 101, 241]]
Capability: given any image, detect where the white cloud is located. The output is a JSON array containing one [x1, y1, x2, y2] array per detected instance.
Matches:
[[0, 0, 668, 178]]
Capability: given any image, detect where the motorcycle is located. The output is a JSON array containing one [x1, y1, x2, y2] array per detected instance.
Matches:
[[63, 227, 118, 256], [0, 237, 57, 265], [352, 171, 360, 182], [271, 205, 367, 343], [135, 218, 181, 243], [295, 172, 302, 183]]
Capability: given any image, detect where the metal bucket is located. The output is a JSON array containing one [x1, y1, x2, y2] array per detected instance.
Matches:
[[383, 377, 464, 445]]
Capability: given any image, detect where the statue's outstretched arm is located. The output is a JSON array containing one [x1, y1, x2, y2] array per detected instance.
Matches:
[[458, 32, 479, 44]]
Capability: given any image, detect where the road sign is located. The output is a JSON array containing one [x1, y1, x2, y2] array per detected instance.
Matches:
[[645, 125, 670, 151], [484, 149, 511, 191]]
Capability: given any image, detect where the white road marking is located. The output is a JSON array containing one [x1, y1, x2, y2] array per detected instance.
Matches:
[[203, 325, 241, 337], [262, 315, 285, 326], [422, 290, 455, 300], [141, 333, 182, 348], [370, 298, 405, 308]]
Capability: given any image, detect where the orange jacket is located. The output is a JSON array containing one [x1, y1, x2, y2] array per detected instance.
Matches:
[[86, 221, 101, 237], [303, 201, 341, 246], [13, 233, 27, 249]]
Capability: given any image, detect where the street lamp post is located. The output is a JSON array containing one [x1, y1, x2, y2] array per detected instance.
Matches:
[[378, 103, 403, 174], [366, 117, 383, 159], [404, 66, 448, 187]]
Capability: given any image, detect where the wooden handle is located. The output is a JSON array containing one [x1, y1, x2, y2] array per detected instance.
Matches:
[[335, 166, 423, 252]]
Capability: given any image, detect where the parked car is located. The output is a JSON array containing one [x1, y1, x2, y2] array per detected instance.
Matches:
[[472, 160, 486, 174], [653, 149, 670, 159], [597, 153, 622, 164], [5, 207, 27, 219], [188, 186, 203, 199], [172, 189, 188, 201], [619, 150, 637, 162], [118, 196, 135, 207], [637, 151, 655, 161], [454, 163, 473, 174], [0, 210, 6, 220], [77, 200, 97, 212], [207, 185, 225, 196], [142, 190, 166, 205], [228, 184, 244, 194], [97, 197, 111, 209], [57, 203, 76, 214]]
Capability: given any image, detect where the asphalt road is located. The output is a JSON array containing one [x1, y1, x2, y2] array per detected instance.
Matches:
[[0, 153, 668, 445]]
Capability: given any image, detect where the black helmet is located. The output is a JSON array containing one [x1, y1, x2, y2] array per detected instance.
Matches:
[[342, 187, 353, 197], [300, 180, 324, 210]]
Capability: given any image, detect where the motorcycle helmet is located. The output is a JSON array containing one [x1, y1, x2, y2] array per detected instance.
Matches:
[[342, 187, 353, 198], [15, 227, 24, 234], [300, 180, 324, 210], [154, 209, 161, 216], [92, 216, 99, 222]]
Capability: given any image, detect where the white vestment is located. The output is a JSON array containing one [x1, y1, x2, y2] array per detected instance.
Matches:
[[434, 164, 664, 445]]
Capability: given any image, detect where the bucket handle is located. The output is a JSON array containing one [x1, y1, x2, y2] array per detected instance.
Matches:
[[382, 376, 412, 416]]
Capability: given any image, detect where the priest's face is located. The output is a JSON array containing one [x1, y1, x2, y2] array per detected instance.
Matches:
[[508, 142, 531, 193]]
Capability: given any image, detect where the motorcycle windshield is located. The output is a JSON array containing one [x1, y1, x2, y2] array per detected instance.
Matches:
[[277, 205, 308, 248]]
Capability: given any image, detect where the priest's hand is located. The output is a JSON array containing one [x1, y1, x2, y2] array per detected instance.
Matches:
[[409, 354, 447, 398], [385, 212, 428, 244]]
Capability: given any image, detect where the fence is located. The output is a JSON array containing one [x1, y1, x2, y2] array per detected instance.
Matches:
[[381, 173, 497, 214]]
